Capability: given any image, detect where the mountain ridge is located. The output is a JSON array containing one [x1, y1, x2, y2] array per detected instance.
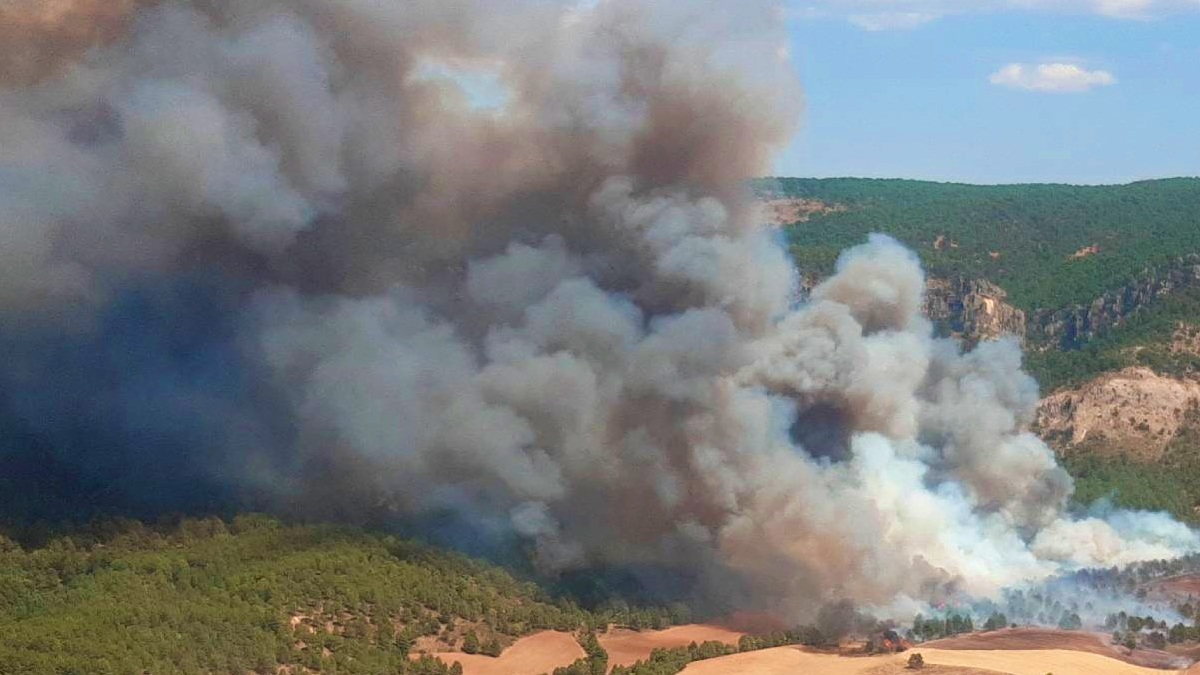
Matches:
[[763, 176, 1200, 521]]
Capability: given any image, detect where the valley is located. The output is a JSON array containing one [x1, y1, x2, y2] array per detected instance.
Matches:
[[763, 177, 1200, 522]]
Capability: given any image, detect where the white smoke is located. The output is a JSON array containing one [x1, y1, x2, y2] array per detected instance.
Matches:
[[0, 0, 1195, 621]]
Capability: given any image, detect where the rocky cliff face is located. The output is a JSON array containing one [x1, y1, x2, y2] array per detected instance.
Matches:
[[1035, 367, 1200, 461], [923, 278, 1026, 347], [929, 257, 1200, 352], [803, 257, 1200, 355], [1029, 256, 1200, 351], [799, 274, 1026, 348]]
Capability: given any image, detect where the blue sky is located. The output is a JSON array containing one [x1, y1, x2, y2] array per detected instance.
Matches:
[[775, 1, 1200, 183]]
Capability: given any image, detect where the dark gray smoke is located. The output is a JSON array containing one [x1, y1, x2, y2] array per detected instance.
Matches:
[[0, 0, 1195, 621]]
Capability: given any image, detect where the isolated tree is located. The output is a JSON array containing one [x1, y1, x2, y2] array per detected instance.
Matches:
[[983, 613, 1000, 631], [1057, 613, 1082, 631], [462, 631, 480, 655]]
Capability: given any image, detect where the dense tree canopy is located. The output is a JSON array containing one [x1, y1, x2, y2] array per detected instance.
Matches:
[[758, 177, 1200, 312], [0, 516, 670, 675]]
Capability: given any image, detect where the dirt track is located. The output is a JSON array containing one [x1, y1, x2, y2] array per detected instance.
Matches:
[[926, 628, 1186, 670], [431, 624, 746, 675], [599, 624, 745, 669], [677, 646, 1000, 675], [431, 627, 1195, 675], [428, 630, 585, 675], [924, 628, 1117, 654], [918, 648, 1183, 675], [681, 645, 1188, 675], [679, 646, 892, 675], [1145, 573, 1200, 600]]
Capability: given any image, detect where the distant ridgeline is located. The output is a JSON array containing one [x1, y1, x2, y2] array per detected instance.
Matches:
[[756, 177, 1200, 391]]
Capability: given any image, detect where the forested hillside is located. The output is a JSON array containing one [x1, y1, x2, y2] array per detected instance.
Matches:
[[760, 177, 1200, 392], [759, 177, 1200, 312], [761, 177, 1200, 522], [0, 516, 847, 675], [1025, 284, 1200, 391], [0, 516, 681, 675]]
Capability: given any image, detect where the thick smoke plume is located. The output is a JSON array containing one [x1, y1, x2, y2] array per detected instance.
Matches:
[[0, 0, 1195, 620]]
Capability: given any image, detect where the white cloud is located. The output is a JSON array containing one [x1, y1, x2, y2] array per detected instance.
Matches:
[[791, 0, 1199, 29], [1085, 0, 1157, 18], [1011, 0, 1165, 18], [848, 11, 941, 30], [989, 62, 1117, 92]]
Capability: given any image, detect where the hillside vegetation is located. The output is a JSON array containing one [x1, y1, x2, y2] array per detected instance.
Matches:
[[0, 516, 680, 675], [0, 516, 857, 675], [759, 177, 1200, 312], [762, 176, 1200, 405], [1062, 408, 1200, 524], [760, 177, 1200, 520], [1026, 285, 1200, 391]]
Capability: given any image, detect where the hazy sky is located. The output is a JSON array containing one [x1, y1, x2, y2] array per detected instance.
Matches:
[[775, 0, 1200, 183]]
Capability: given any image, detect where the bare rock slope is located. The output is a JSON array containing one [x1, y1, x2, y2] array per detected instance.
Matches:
[[1036, 367, 1200, 461], [924, 278, 1026, 347]]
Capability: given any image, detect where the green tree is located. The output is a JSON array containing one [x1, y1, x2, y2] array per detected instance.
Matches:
[[462, 631, 480, 655]]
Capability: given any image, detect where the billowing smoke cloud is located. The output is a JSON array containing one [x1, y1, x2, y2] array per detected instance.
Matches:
[[0, 0, 1194, 621], [0, 0, 152, 86]]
